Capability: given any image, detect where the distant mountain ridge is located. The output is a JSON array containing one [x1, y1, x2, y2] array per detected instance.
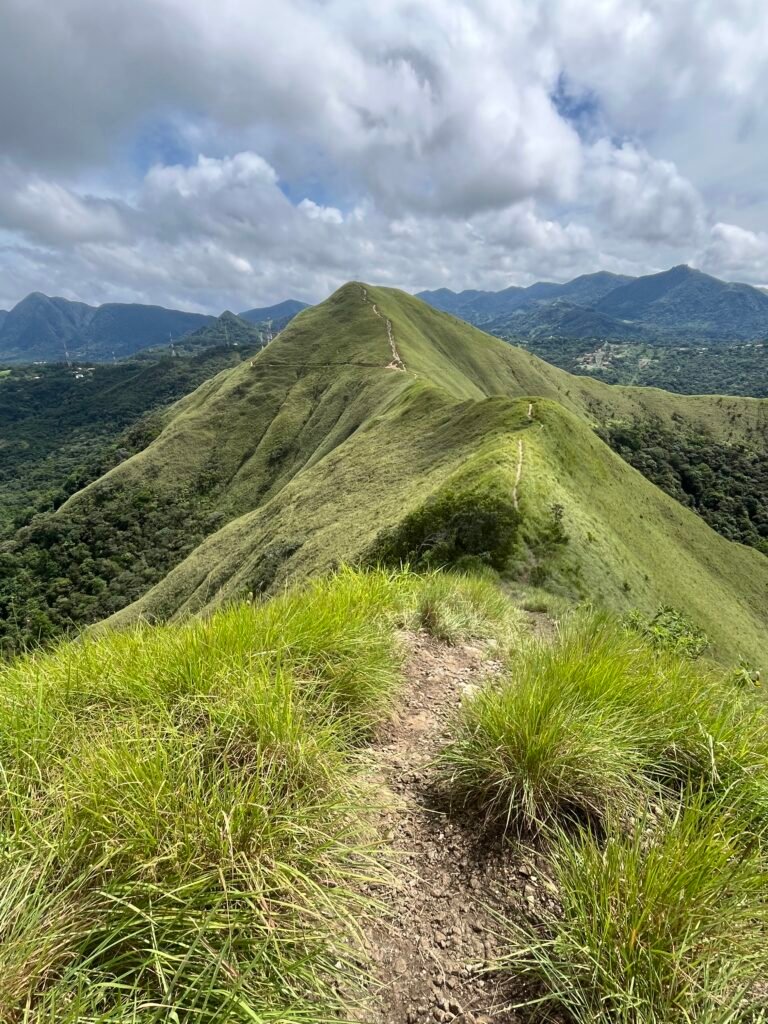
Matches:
[[238, 299, 309, 329], [0, 292, 217, 363], [418, 272, 632, 324], [418, 266, 768, 342], [0, 294, 309, 364]]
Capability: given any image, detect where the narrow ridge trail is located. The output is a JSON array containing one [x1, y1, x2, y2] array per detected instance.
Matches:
[[361, 286, 406, 371], [512, 404, 534, 511], [512, 439, 524, 512], [365, 631, 556, 1024]]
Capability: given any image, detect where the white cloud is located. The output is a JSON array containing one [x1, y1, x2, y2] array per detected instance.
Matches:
[[586, 140, 706, 244], [0, 161, 127, 245], [696, 222, 768, 283], [0, 0, 766, 309]]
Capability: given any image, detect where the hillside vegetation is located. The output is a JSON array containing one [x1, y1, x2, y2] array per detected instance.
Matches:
[[1, 283, 766, 666], [510, 335, 768, 397], [0, 329, 262, 537], [3, 567, 768, 1021]]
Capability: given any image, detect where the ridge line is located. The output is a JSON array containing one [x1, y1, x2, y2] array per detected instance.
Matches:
[[360, 286, 406, 371]]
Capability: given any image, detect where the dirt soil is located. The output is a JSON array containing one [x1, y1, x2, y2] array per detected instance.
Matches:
[[365, 630, 560, 1024]]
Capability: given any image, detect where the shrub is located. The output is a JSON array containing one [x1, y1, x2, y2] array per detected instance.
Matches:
[[369, 489, 520, 571], [624, 605, 710, 659]]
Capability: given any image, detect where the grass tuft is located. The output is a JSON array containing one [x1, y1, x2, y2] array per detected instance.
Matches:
[[402, 568, 521, 649], [498, 792, 768, 1023], [437, 611, 768, 832], [0, 567, 414, 1022]]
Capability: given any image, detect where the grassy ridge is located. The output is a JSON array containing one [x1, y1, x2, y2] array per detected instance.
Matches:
[[100, 287, 768, 666], [3, 283, 767, 664]]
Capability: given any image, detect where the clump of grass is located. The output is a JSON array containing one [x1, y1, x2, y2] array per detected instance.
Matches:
[[436, 611, 768, 831], [0, 566, 409, 760], [403, 568, 521, 649], [504, 583, 573, 619], [0, 568, 409, 1021], [499, 793, 768, 1023]]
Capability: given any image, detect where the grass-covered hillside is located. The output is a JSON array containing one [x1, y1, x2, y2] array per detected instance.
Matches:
[[3, 566, 768, 1022], [0, 332, 262, 537], [1, 283, 766, 665]]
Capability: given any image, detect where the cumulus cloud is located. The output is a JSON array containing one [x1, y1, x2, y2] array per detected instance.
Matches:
[[0, 161, 127, 246], [696, 222, 768, 283], [0, 0, 765, 309], [586, 141, 706, 244]]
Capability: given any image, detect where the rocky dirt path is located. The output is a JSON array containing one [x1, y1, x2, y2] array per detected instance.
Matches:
[[365, 631, 557, 1024], [361, 285, 406, 371]]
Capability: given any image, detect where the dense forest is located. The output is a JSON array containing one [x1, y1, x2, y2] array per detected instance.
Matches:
[[0, 476, 221, 650], [503, 336, 768, 397], [0, 340, 260, 536], [601, 419, 768, 555], [0, 342, 263, 651]]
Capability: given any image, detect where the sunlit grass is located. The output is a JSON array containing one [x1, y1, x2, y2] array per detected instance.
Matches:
[[0, 565, 521, 1021], [497, 792, 768, 1023], [0, 567, 422, 1021], [437, 611, 768, 831]]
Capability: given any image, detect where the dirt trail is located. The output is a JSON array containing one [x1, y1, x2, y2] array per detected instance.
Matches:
[[366, 632, 556, 1024], [511, 405, 534, 511], [361, 286, 406, 371], [512, 439, 524, 512]]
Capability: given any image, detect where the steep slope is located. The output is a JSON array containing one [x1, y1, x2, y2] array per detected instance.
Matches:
[[0, 292, 215, 362], [3, 284, 766, 664]]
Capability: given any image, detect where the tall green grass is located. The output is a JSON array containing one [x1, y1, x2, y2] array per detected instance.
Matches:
[[0, 567, 424, 1022], [402, 568, 522, 649], [437, 610, 768, 1021], [498, 793, 768, 1023], [0, 566, 519, 1020], [437, 612, 768, 831]]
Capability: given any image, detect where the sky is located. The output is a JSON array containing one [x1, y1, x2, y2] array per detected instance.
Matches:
[[1, 0, 768, 313]]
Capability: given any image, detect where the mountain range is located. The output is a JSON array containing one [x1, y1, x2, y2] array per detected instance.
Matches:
[[0, 294, 308, 363], [4, 264, 768, 365], [417, 265, 768, 342], [238, 299, 309, 329], [2, 283, 766, 667]]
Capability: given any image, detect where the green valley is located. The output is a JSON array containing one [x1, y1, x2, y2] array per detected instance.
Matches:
[[0, 316, 263, 537]]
